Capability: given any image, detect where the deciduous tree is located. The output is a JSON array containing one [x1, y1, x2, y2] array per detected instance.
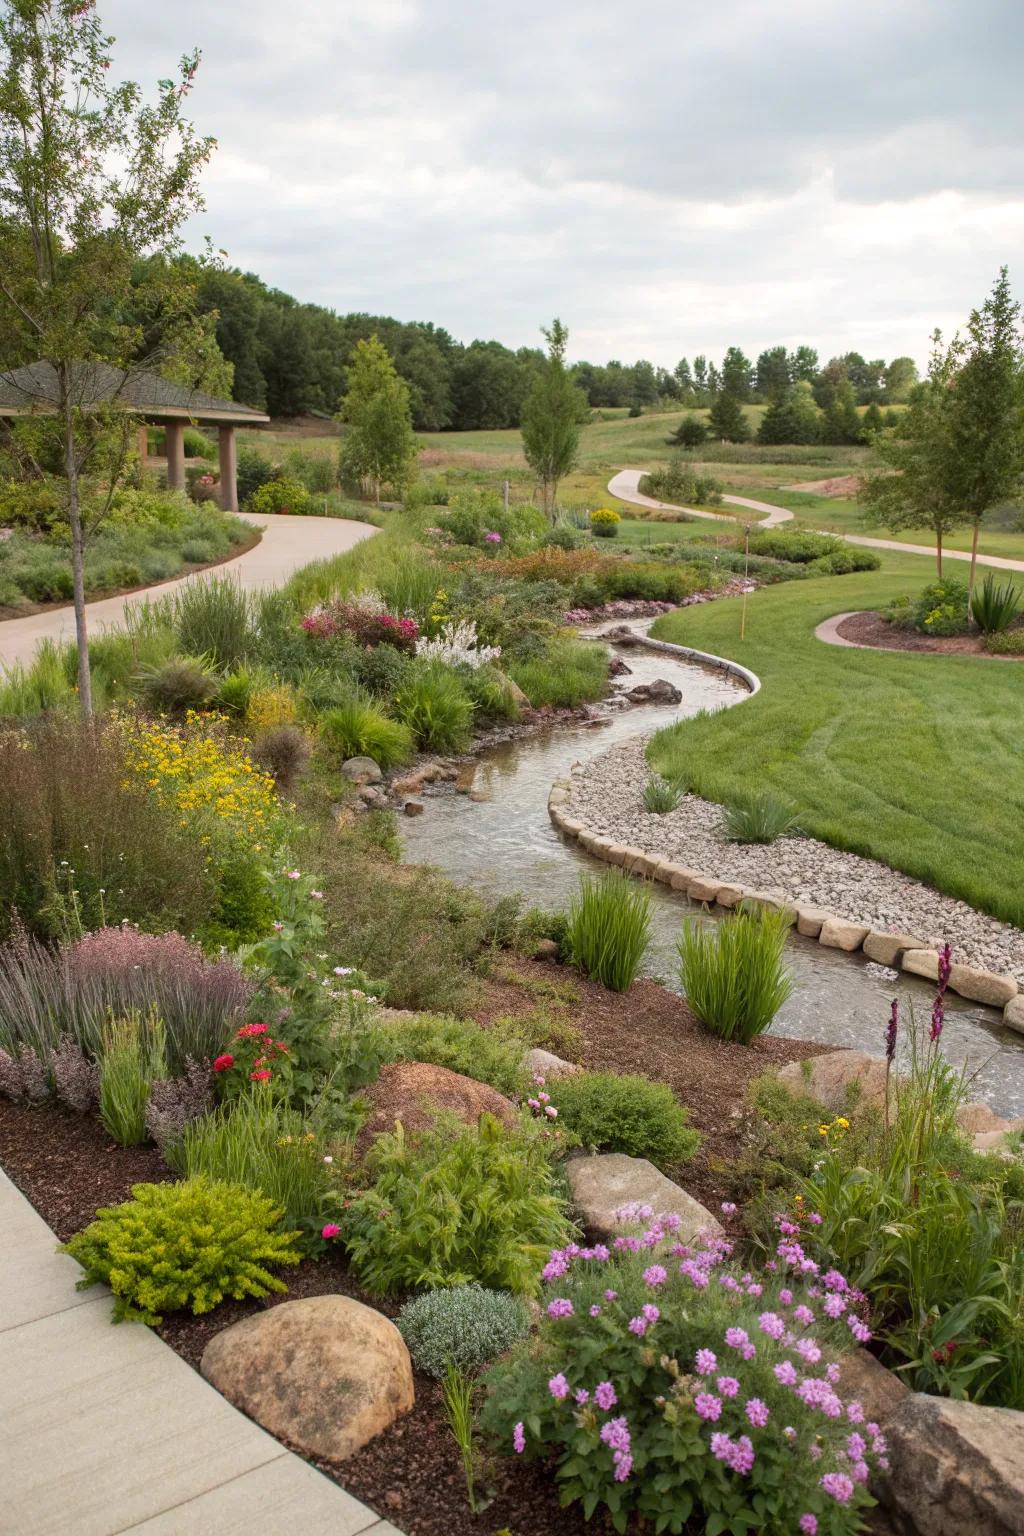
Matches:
[[519, 318, 587, 514], [336, 335, 417, 502]]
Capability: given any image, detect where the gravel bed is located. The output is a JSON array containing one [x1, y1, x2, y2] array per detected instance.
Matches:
[[566, 736, 1024, 987]]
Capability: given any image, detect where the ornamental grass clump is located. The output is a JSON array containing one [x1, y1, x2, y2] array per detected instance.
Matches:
[[319, 695, 414, 769], [397, 1284, 530, 1379], [61, 1176, 302, 1324], [970, 572, 1020, 634], [678, 908, 793, 1044], [565, 872, 651, 993], [643, 776, 682, 814], [722, 790, 801, 844], [98, 1008, 168, 1146], [343, 1112, 573, 1296], [481, 1203, 883, 1535]]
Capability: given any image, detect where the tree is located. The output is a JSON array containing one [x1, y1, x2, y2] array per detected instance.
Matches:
[[692, 355, 709, 395], [945, 268, 1024, 599], [861, 336, 969, 577], [519, 317, 587, 514], [450, 340, 528, 429], [708, 391, 750, 443], [884, 356, 918, 403], [721, 345, 753, 400], [860, 402, 884, 439], [791, 345, 819, 384], [666, 413, 707, 448], [820, 379, 862, 444], [336, 335, 416, 501], [754, 346, 791, 402], [757, 385, 821, 445], [674, 357, 694, 397], [0, 0, 215, 716]]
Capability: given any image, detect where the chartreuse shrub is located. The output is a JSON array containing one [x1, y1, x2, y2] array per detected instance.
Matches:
[[481, 1209, 883, 1534], [678, 908, 793, 1043], [343, 1113, 573, 1296], [551, 1071, 698, 1170], [590, 507, 621, 538], [397, 1284, 530, 1379], [61, 1177, 302, 1324], [565, 872, 651, 992], [376, 1013, 526, 1098]]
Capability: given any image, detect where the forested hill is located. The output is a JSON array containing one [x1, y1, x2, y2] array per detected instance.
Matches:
[[191, 265, 919, 430]]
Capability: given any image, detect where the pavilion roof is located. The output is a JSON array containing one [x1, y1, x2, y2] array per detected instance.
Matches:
[[0, 362, 268, 424]]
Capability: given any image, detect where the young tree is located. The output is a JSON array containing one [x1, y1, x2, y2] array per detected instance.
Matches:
[[674, 357, 694, 397], [666, 413, 707, 448], [721, 345, 753, 400], [337, 335, 417, 502], [884, 356, 918, 403], [0, 0, 215, 715], [692, 355, 709, 396], [754, 345, 791, 402], [757, 385, 821, 445], [861, 336, 969, 577], [790, 345, 819, 384], [820, 378, 862, 444], [519, 317, 587, 514], [708, 390, 750, 443]]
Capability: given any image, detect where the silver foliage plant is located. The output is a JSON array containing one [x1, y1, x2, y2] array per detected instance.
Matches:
[[397, 1283, 529, 1379]]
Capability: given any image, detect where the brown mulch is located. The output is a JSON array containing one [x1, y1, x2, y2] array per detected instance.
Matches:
[[473, 959, 832, 1211], [837, 609, 1024, 658]]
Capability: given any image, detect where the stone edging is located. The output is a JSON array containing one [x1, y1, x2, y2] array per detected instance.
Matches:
[[550, 633, 1023, 1032]]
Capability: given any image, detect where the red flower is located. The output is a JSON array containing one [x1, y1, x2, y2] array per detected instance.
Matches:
[[274, 1040, 289, 1052], [321, 1223, 341, 1240], [237, 1022, 270, 1038], [250, 1068, 273, 1081], [212, 1053, 235, 1072]]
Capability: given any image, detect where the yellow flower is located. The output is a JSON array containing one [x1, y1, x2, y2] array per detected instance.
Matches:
[[818, 1124, 830, 1136], [835, 1117, 849, 1129]]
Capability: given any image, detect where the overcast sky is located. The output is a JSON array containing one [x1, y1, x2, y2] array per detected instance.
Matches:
[[104, 0, 1024, 369]]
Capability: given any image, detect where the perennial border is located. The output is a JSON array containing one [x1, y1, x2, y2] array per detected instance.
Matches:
[[550, 632, 1023, 1033]]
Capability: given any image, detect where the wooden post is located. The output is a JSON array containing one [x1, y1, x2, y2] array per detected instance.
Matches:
[[740, 527, 750, 641], [164, 419, 185, 492], [502, 479, 510, 513], [218, 423, 238, 513], [137, 423, 149, 463]]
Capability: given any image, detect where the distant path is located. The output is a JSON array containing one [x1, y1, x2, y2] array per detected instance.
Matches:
[[610, 469, 1024, 573], [607, 469, 794, 528], [0, 511, 379, 669]]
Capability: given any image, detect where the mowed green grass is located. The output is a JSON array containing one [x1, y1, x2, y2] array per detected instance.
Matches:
[[646, 550, 1024, 927]]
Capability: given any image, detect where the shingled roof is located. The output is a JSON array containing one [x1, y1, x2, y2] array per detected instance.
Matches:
[[0, 362, 268, 423]]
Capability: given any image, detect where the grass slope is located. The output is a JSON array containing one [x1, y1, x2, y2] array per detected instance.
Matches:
[[646, 552, 1024, 927]]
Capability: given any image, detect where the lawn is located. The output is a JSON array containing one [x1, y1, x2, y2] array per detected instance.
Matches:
[[646, 549, 1024, 927]]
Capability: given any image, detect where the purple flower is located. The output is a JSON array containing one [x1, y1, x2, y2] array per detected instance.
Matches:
[[821, 1472, 855, 1505], [799, 1517, 818, 1535], [589, 1305, 601, 1317], [847, 1400, 865, 1423], [779, 1287, 793, 1305], [641, 1303, 660, 1325], [548, 1373, 570, 1401], [774, 1360, 798, 1387], [546, 1298, 574, 1318], [938, 941, 952, 992], [847, 1315, 872, 1344], [823, 1293, 847, 1319], [729, 1435, 755, 1475], [793, 1305, 815, 1328], [628, 1315, 648, 1337], [599, 1416, 631, 1453], [613, 1453, 632, 1482], [797, 1338, 822, 1365], [885, 998, 899, 1062], [725, 1327, 750, 1351], [484, 531, 502, 544], [745, 1398, 770, 1428], [643, 1264, 668, 1287], [847, 1431, 867, 1461], [594, 1380, 618, 1411], [710, 1431, 732, 1462], [758, 1311, 786, 1340], [930, 993, 945, 1044], [695, 1349, 717, 1375], [575, 1388, 590, 1405], [716, 1376, 740, 1398], [603, 1289, 618, 1302], [513, 1421, 525, 1453], [720, 1201, 737, 1215], [694, 1393, 722, 1422]]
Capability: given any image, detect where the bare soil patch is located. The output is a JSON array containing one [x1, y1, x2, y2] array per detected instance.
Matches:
[[783, 475, 863, 497], [837, 609, 1024, 658]]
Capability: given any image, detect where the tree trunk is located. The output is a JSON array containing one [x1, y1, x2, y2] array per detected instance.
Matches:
[[936, 530, 943, 579], [63, 394, 92, 718], [968, 518, 981, 607]]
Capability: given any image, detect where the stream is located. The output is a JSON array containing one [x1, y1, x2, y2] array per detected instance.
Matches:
[[401, 627, 1024, 1117]]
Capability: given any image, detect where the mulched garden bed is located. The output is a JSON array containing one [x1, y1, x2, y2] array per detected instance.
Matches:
[[836, 609, 1024, 658], [0, 969, 833, 1536]]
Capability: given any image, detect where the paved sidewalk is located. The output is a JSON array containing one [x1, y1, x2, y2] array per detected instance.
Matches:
[[0, 1168, 401, 1536], [0, 510, 380, 669]]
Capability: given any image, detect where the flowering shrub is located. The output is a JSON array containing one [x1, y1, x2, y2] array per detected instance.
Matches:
[[302, 595, 419, 652], [415, 618, 502, 670], [246, 685, 298, 733], [248, 477, 312, 518], [61, 1176, 302, 1324], [482, 1204, 882, 1534], [590, 507, 621, 538], [212, 1019, 294, 1097]]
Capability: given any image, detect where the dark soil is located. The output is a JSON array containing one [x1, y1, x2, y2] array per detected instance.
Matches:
[[837, 609, 1024, 658], [0, 970, 832, 1536]]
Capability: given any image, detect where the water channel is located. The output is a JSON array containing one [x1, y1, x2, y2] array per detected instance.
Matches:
[[401, 628, 1024, 1117]]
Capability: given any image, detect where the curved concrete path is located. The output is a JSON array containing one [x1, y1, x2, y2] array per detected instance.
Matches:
[[0, 1167, 400, 1536], [0, 510, 380, 669], [610, 468, 1024, 574]]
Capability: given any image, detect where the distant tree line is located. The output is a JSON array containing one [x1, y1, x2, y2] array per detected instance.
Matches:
[[166, 263, 921, 431]]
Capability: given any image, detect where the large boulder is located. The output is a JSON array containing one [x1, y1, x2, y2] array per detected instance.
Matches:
[[626, 679, 683, 705], [201, 1295, 414, 1462], [522, 1047, 580, 1078], [355, 1060, 519, 1157], [775, 1049, 891, 1113], [836, 1349, 910, 1427], [881, 1394, 1024, 1536], [341, 755, 382, 785], [566, 1153, 722, 1244]]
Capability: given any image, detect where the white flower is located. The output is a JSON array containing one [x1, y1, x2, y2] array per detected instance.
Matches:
[[334, 966, 353, 976], [415, 619, 502, 669], [323, 1155, 333, 1165]]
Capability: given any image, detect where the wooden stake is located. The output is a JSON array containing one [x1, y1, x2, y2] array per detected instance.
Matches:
[[740, 526, 750, 640]]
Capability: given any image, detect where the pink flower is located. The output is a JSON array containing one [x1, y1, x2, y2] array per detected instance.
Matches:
[[758, 1311, 785, 1340], [793, 1305, 815, 1327], [799, 1517, 818, 1535], [548, 1374, 570, 1401], [628, 1315, 648, 1336], [797, 1338, 822, 1365], [594, 1381, 617, 1411], [321, 1223, 340, 1240], [725, 1327, 750, 1351], [589, 1305, 601, 1316], [237, 1022, 270, 1038], [544, 1105, 558, 1119], [212, 1053, 234, 1072], [694, 1393, 722, 1422], [643, 1264, 668, 1287], [603, 1289, 618, 1302], [745, 1398, 770, 1428], [779, 1288, 793, 1305], [720, 1201, 737, 1214], [846, 1401, 865, 1423], [716, 1376, 739, 1398], [641, 1304, 660, 1324], [249, 1068, 272, 1081], [821, 1472, 855, 1504], [574, 1388, 590, 1405], [546, 1298, 574, 1318], [695, 1349, 717, 1375], [513, 1421, 525, 1454], [774, 1361, 798, 1387]]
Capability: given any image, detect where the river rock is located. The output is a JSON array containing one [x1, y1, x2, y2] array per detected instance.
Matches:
[[776, 1050, 891, 1113], [625, 679, 683, 705], [200, 1295, 414, 1461], [863, 930, 927, 966], [819, 917, 870, 952], [954, 1101, 1024, 1135], [523, 1047, 580, 1077], [1005, 996, 1024, 1034], [880, 1394, 1024, 1536], [796, 906, 833, 937], [355, 1061, 518, 1157], [402, 799, 425, 816], [566, 1154, 722, 1243], [607, 656, 632, 677], [948, 963, 1018, 1008], [341, 755, 382, 785], [902, 948, 940, 981]]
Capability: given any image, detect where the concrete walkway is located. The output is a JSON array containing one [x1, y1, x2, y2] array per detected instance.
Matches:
[[0, 1167, 401, 1536], [610, 468, 1024, 574], [0, 510, 380, 669]]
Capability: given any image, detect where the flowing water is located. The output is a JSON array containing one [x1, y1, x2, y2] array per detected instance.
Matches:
[[401, 630, 1024, 1117]]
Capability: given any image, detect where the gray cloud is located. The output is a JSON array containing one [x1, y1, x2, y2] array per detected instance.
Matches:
[[102, 0, 1024, 366]]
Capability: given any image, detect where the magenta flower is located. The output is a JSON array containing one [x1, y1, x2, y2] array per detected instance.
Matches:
[[821, 1472, 855, 1504], [594, 1381, 617, 1411], [846, 1400, 865, 1423], [694, 1349, 717, 1375], [643, 1264, 668, 1287], [729, 1435, 755, 1475], [799, 1517, 818, 1535], [603, 1289, 618, 1301], [641, 1303, 660, 1325], [716, 1375, 740, 1398], [720, 1201, 737, 1214], [774, 1360, 798, 1387], [320, 1222, 341, 1240], [758, 1311, 785, 1340], [546, 1298, 574, 1318], [575, 1388, 590, 1405], [589, 1305, 601, 1317], [725, 1327, 750, 1351], [548, 1373, 570, 1400], [793, 1304, 815, 1328], [694, 1393, 722, 1422], [512, 1421, 526, 1454], [745, 1398, 770, 1428]]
